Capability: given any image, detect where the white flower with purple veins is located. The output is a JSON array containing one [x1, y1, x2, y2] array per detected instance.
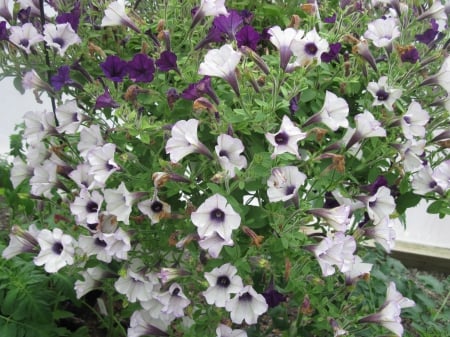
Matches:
[[203, 263, 244, 308], [191, 194, 241, 241], [30, 160, 58, 198], [70, 188, 103, 225], [104, 182, 136, 225], [265, 115, 306, 159], [55, 100, 86, 134], [364, 186, 396, 221], [225, 285, 268, 325], [268, 26, 302, 71], [138, 196, 171, 224], [9, 23, 44, 54], [364, 216, 396, 253], [346, 110, 386, 149], [400, 101, 429, 140], [127, 310, 170, 337], [198, 232, 234, 258], [2, 224, 39, 260], [433, 160, 450, 192], [367, 76, 402, 111], [0, 0, 13, 21], [344, 255, 373, 285], [100, 227, 131, 260], [101, 0, 140, 33], [216, 324, 248, 337], [87, 143, 120, 184], [307, 205, 351, 232], [157, 283, 191, 318], [115, 269, 159, 303], [78, 234, 112, 263], [310, 232, 356, 277], [34, 228, 75, 273], [78, 125, 104, 159], [386, 281, 415, 309], [396, 139, 425, 172], [43, 23, 81, 56], [23, 109, 56, 143], [290, 28, 329, 67], [315, 91, 349, 131], [165, 119, 212, 163], [267, 166, 306, 203], [215, 134, 247, 178], [412, 165, 439, 195], [364, 17, 400, 48], [191, 0, 228, 28], [10, 156, 32, 189], [198, 44, 242, 96], [74, 267, 107, 299], [22, 69, 54, 93], [68, 163, 101, 190]]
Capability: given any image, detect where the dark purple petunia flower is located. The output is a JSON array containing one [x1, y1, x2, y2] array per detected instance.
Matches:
[[95, 88, 120, 109], [155, 51, 179, 73], [323, 13, 336, 23], [100, 55, 128, 82], [240, 9, 254, 25], [363, 175, 388, 195], [262, 280, 286, 308], [181, 76, 219, 105], [51, 65, 74, 91], [0, 21, 8, 41], [17, 7, 31, 24], [400, 46, 419, 64], [236, 25, 260, 51], [321, 42, 341, 63], [127, 53, 155, 83], [56, 1, 80, 32], [416, 19, 439, 45]]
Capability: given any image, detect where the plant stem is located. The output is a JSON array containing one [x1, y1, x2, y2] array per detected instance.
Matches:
[[433, 289, 450, 321]]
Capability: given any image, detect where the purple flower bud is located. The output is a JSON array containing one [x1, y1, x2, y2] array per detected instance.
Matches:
[[289, 93, 300, 115], [17, 7, 31, 24], [262, 279, 286, 308], [181, 76, 219, 105], [166, 87, 180, 109], [323, 13, 336, 23], [100, 55, 128, 82]]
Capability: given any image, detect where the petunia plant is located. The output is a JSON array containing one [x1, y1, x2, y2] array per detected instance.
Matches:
[[0, 0, 449, 336]]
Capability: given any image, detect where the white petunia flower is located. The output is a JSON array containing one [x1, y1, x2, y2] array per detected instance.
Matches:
[[78, 125, 104, 159], [114, 269, 159, 303], [9, 23, 44, 54], [87, 143, 120, 185], [267, 166, 306, 203], [216, 324, 247, 337], [127, 310, 170, 337], [346, 110, 386, 149], [265, 115, 306, 159], [364, 17, 400, 48], [367, 76, 402, 111], [70, 188, 103, 225], [43, 23, 81, 56], [157, 283, 191, 318], [138, 196, 171, 224], [225, 285, 268, 325], [198, 232, 234, 258], [215, 134, 247, 178], [55, 100, 87, 134], [268, 25, 302, 71], [203, 263, 244, 307], [364, 216, 397, 253], [34, 228, 75, 273], [101, 0, 140, 33], [2, 224, 39, 259], [290, 28, 329, 67], [74, 267, 107, 299], [401, 101, 429, 139]]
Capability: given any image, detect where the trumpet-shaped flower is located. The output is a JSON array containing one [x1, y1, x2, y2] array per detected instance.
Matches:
[[290, 28, 329, 67], [138, 196, 171, 224], [87, 143, 120, 185], [191, 0, 228, 28], [127, 53, 155, 83], [34, 228, 75, 273], [268, 26, 300, 71], [344, 255, 373, 285], [2, 224, 39, 259], [364, 216, 396, 253], [215, 134, 247, 178], [101, 0, 140, 33], [307, 205, 351, 232], [364, 17, 400, 48], [303, 91, 349, 130], [267, 166, 306, 203], [30, 160, 58, 198], [421, 56, 450, 93], [55, 99, 86, 134], [78, 125, 104, 158], [9, 23, 44, 54], [198, 232, 234, 258], [203, 263, 244, 307], [362, 186, 396, 221], [115, 269, 159, 303], [265, 115, 306, 159], [43, 23, 81, 56], [157, 283, 191, 318], [346, 110, 386, 149], [198, 44, 242, 96], [77, 234, 112, 263], [191, 193, 241, 241], [401, 101, 429, 139], [70, 188, 103, 225], [412, 165, 439, 195], [225, 285, 268, 324], [395, 139, 425, 173], [216, 324, 247, 337], [100, 55, 128, 82], [367, 76, 402, 111], [23, 109, 56, 143], [104, 182, 139, 225], [433, 160, 450, 192], [74, 267, 107, 299], [127, 310, 169, 337], [165, 119, 212, 163]]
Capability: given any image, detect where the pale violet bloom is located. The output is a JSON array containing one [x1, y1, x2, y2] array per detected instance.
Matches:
[[198, 44, 242, 96], [215, 134, 247, 178], [25, 142, 48, 167], [68, 163, 101, 190], [17, 0, 56, 17], [290, 28, 329, 67], [401, 101, 429, 139], [165, 119, 212, 163], [203, 263, 244, 308], [386, 281, 415, 309], [157, 283, 191, 318], [55, 100, 87, 134], [265, 115, 306, 159], [421, 56, 450, 94], [127, 310, 170, 337], [23, 109, 56, 143], [191, 193, 241, 241], [101, 0, 140, 33], [346, 110, 386, 149], [9, 23, 44, 54], [412, 165, 439, 195], [216, 324, 247, 337], [331, 189, 365, 211], [22, 69, 54, 93], [34, 228, 75, 273], [87, 143, 120, 184], [225, 285, 268, 325], [10, 156, 32, 189], [267, 166, 306, 203], [304, 91, 349, 131], [138, 196, 171, 224], [104, 182, 138, 225], [344, 255, 373, 285], [100, 227, 131, 260], [74, 267, 107, 299], [432, 160, 450, 192], [268, 26, 301, 71], [77, 234, 112, 263], [78, 125, 104, 159], [364, 216, 397, 253], [30, 160, 58, 198], [362, 186, 396, 221], [70, 188, 103, 225], [2, 224, 39, 259], [417, 0, 447, 21], [198, 232, 234, 258], [43, 23, 81, 56], [191, 0, 228, 28], [395, 139, 425, 172], [364, 17, 400, 48], [114, 269, 159, 302], [0, 0, 13, 21], [309, 232, 356, 277], [307, 205, 351, 232], [367, 76, 402, 111]]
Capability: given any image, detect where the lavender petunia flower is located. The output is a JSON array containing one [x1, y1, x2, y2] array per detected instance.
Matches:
[[236, 25, 260, 51], [43, 23, 81, 56], [155, 50, 179, 73], [100, 55, 128, 82], [101, 0, 140, 33], [127, 53, 155, 83], [51, 65, 73, 91]]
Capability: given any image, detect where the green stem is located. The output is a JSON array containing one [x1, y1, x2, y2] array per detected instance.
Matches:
[[433, 289, 450, 321]]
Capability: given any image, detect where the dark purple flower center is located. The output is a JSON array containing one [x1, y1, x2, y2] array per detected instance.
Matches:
[[219, 150, 229, 157], [275, 131, 289, 145], [19, 39, 29, 47], [210, 208, 225, 222], [105, 161, 116, 171], [239, 292, 253, 301], [86, 201, 98, 213], [151, 201, 163, 213], [376, 89, 389, 101], [94, 238, 107, 247], [217, 275, 231, 287], [87, 222, 98, 231], [368, 200, 376, 208], [52, 242, 64, 255], [53, 37, 65, 48], [403, 116, 411, 124], [285, 185, 296, 195], [171, 287, 180, 296], [429, 181, 437, 189], [305, 42, 318, 55]]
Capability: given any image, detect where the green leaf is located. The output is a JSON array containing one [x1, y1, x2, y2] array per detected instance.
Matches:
[[416, 274, 444, 294], [396, 192, 421, 214], [301, 89, 317, 102]]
